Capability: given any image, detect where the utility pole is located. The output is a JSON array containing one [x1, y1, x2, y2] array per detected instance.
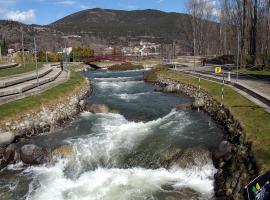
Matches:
[[21, 26, 26, 68], [34, 37, 39, 87], [0, 46, 2, 61], [237, 32, 240, 82], [193, 2, 196, 73], [45, 51, 48, 63]]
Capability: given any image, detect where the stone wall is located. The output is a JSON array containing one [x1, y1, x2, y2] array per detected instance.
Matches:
[[157, 76, 258, 200], [0, 78, 91, 151]]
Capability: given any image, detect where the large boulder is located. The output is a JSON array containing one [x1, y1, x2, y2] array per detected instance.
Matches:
[[176, 147, 211, 168], [214, 140, 233, 160], [0, 132, 15, 147], [85, 104, 110, 113], [20, 144, 50, 165], [4, 144, 20, 164]]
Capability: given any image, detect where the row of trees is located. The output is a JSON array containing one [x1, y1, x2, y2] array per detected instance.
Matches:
[[0, 39, 8, 56], [188, 0, 270, 67], [20, 47, 95, 63]]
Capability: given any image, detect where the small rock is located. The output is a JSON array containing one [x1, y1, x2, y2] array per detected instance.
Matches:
[[85, 104, 110, 113], [79, 100, 86, 109], [192, 98, 205, 108], [0, 132, 15, 147], [175, 103, 192, 111], [163, 84, 178, 93]]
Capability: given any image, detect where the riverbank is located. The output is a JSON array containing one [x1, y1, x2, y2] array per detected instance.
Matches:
[[151, 69, 270, 199], [0, 70, 91, 156]]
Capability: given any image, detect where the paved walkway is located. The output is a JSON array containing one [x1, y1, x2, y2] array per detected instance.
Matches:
[[0, 64, 70, 105], [172, 65, 270, 113]]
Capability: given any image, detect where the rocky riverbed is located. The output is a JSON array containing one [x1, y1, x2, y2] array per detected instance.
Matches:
[[0, 77, 91, 169]]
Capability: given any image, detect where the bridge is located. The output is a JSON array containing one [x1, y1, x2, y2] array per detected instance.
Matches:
[[84, 55, 131, 69]]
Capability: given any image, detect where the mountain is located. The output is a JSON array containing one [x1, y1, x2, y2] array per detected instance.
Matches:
[[50, 8, 194, 44], [0, 20, 65, 51], [0, 8, 219, 54]]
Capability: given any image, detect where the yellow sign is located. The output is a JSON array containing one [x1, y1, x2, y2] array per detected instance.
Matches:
[[215, 66, 222, 74]]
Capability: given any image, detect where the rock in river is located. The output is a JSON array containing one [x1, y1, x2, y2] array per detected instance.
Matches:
[[20, 144, 50, 165], [159, 147, 211, 168], [53, 145, 74, 158], [85, 104, 110, 113], [0, 132, 15, 147], [176, 147, 211, 168]]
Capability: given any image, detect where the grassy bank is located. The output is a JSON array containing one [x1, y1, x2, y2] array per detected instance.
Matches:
[[0, 63, 44, 77], [0, 70, 85, 122], [157, 70, 270, 173], [239, 69, 270, 79]]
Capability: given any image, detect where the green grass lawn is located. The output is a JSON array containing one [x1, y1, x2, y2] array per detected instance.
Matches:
[[239, 69, 270, 79], [158, 70, 270, 173], [0, 70, 85, 122], [0, 63, 44, 77]]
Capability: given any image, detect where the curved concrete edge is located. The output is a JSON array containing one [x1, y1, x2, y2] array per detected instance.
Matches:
[[0, 63, 18, 70], [0, 67, 53, 88], [0, 69, 62, 97]]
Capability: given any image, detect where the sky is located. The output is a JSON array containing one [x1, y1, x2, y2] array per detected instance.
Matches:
[[0, 0, 188, 25]]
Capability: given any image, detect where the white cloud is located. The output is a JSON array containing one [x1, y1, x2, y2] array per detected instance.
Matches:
[[56, 0, 76, 5], [4, 9, 36, 24]]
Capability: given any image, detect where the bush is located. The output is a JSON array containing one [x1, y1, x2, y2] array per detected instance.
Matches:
[[15, 52, 34, 63], [48, 52, 61, 62], [142, 64, 169, 82], [71, 47, 94, 62], [107, 62, 144, 71], [206, 55, 235, 65]]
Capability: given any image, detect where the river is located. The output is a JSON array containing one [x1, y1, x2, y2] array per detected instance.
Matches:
[[0, 69, 224, 200]]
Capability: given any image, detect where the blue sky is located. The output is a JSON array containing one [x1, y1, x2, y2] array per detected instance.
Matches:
[[0, 0, 188, 25]]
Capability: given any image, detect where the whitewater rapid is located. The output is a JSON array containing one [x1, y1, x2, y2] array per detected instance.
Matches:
[[25, 111, 216, 200]]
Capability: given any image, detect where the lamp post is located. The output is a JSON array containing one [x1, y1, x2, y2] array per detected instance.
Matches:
[[21, 26, 26, 68], [34, 37, 39, 88]]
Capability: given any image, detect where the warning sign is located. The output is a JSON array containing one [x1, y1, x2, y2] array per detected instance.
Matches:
[[215, 66, 222, 74], [245, 171, 270, 200]]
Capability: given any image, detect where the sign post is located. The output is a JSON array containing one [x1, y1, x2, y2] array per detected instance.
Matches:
[[215, 66, 224, 107]]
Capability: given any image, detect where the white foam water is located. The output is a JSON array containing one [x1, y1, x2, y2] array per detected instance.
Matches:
[[95, 80, 144, 92], [114, 92, 150, 101], [24, 111, 216, 200], [26, 165, 216, 200], [94, 76, 139, 82]]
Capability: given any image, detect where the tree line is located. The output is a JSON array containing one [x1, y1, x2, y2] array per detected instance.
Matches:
[[188, 0, 270, 68]]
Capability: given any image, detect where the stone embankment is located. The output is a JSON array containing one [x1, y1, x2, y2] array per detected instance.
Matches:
[[0, 78, 91, 168], [157, 76, 258, 200]]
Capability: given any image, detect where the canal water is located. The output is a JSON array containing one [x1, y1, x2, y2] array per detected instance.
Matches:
[[0, 69, 224, 200]]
